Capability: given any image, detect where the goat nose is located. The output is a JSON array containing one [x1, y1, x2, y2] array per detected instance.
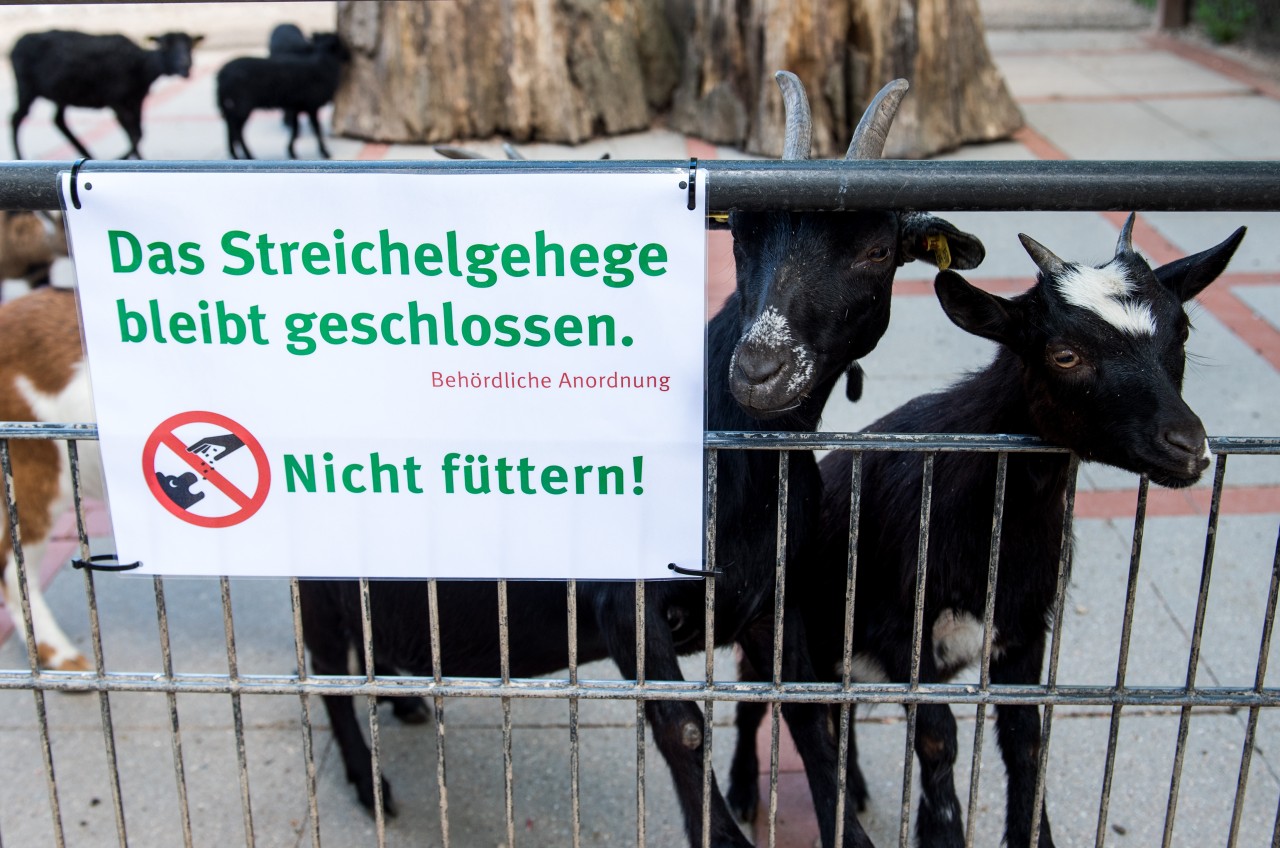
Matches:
[[1163, 424, 1207, 457], [736, 349, 786, 384]]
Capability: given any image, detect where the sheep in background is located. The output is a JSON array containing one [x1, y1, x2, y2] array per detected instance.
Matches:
[[216, 33, 349, 160], [10, 30, 202, 160]]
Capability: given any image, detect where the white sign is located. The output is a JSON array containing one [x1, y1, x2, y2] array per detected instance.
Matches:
[[62, 171, 708, 579]]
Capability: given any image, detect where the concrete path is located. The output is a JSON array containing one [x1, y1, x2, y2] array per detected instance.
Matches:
[[1, 2, 1279, 847]]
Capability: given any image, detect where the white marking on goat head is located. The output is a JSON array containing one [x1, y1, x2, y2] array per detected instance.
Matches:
[[1055, 262, 1157, 336]]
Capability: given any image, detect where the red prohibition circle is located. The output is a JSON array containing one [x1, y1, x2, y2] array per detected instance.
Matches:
[[142, 411, 271, 529]]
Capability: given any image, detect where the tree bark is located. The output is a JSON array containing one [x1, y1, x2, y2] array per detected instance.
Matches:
[[333, 0, 1021, 159]]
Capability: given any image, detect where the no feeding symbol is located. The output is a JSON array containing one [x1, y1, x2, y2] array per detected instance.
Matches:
[[142, 411, 271, 528]]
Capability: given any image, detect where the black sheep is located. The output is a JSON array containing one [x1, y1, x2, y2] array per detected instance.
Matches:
[[216, 33, 349, 160], [10, 30, 202, 160]]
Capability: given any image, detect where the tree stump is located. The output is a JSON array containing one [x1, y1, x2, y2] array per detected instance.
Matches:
[[333, 0, 1022, 159]]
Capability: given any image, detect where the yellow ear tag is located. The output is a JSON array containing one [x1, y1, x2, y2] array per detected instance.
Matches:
[[924, 234, 952, 271]]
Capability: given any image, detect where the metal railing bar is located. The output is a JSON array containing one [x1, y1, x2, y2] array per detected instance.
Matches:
[[427, 578, 450, 848], [966, 451, 1009, 847], [1029, 455, 1079, 848], [902, 453, 936, 847], [834, 451, 864, 848], [220, 575, 256, 848], [356, 577, 387, 847], [288, 577, 322, 848], [498, 579, 515, 848], [1226, 523, 1280, 847], [151, 575, 193, 848], [1093, 476, 1150, 848], [1, 439, 66, 847], [567, 578, 581, 848], [4, 670, 1279, 704], [701, 448, 718, 848], [635, 577, 647, 848], [767, 450, 790, 848], [68, 441, 127, 848], [7, 158, 1280, 212], [1162, 454, 1229, 848]]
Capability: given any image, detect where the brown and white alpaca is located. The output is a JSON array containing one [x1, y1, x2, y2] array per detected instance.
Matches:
[[0, 212, 93, 671]]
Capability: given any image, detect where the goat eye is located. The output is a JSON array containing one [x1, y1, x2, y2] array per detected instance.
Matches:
[[866, 246, 891, 263], [1050, 348, 1081, 369]]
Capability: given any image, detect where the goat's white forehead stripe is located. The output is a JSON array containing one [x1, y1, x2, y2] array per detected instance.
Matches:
[[1055, 263, 1156, 336]]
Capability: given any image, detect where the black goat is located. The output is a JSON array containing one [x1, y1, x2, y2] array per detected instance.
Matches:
[[298, 72, 984, 848], [10, 30, 201, 160], [216, 33, 348, 160], [728, 216, 1245, 847]]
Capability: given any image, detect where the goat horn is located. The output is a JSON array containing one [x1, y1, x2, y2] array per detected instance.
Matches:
[[433, 145, 488, 160], [1115, 212, 1136, 256], [846, 78, 910, 160], [502, 142, 526, 161], [1019, 233, 1068, 278], [775, 71, 812, 161]]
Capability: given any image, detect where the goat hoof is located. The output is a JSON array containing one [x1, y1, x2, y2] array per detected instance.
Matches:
[[391, 696, 430, 725], [356, 775, 397, 819], [725, 778, 758, 827]]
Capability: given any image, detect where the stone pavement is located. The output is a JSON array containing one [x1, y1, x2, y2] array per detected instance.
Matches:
[[1, 2, 1279, 847]]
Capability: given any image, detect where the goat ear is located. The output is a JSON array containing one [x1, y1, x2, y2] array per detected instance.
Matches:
[[900, 213, 985, 270], [1155, 226, 1246, 302], [934, 270, 1020, 346]]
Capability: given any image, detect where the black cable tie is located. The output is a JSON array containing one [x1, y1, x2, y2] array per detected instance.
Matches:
[[72, 554, 141, 572], [69, 157, 91, 210], [686, 157, 698, 211], [668, 561, 720, 578]]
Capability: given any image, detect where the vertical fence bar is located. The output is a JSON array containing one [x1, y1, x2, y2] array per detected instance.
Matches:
[[701, 448, 719, 848], [1226, 522, 1280, 847], [151, 575, 194, 848], [901, 452, 936, 847], [966, 451, 1009, 847], [1093, 476, 1149, 848], [635, 577, 647, 848], [288, 577, 322, 848], [356, 577, 387, 847], [1162, 454, 1228, 848], [1, 439, 65, 848], [834, 451, 864, 848], [566, 578, 581, 848], [220, 576, 256, 848], [1029, 455, 1079, 848], [427, 579, 450, 848], [498, 579, 516, 848], [67, 442, 127, 847], [766, 450, 790, 848]]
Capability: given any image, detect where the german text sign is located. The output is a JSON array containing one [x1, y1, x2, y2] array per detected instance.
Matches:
[[63, 171, 707, 579]]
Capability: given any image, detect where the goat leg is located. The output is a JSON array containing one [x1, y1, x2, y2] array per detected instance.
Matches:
[[595, 585, 752, 848], [738, 612, 876, 848], [992, 642, 1056, 848], [307, 110, 330, 159]]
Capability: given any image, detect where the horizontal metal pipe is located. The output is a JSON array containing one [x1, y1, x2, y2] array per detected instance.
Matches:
[[1, 670, 1276, 708], [3, 159, 1280, 212], [1, 424, 1275, 454]]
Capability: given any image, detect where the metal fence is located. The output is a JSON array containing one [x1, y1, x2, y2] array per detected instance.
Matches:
[[0, 159, 1279, 848]]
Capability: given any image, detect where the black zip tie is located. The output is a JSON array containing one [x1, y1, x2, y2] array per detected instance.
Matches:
[[69, 157, 90, 209], [668, 561, 720, 578], [72, 554, 141, 572], [686, 157, 698, 211]]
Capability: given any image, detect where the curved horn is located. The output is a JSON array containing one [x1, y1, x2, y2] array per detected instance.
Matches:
[[845, 78, 910, 160], [501, 142, 527, 161], [775, 71, 812, 161], [1019, 233, 1068, 278], [1115, 212, 1136, 257], [433, 145, 488, 160]]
